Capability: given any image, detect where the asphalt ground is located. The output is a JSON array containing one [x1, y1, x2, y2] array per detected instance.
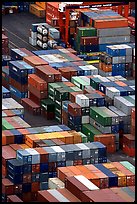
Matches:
[[2, 12, 135, 166]]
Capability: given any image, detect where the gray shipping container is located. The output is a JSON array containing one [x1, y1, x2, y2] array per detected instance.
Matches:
[[99, 69, 112, 77], [75, 143, 90, 159], [42, 147, 57, 162], [60, 145, 74, 161], [90, 117, 112, 134], [108, 106, 131, 125], [114, 96, 135, 115], [99, 36, 130, 44], [84, 143, 99, 159], [97, 27, 131, 37]]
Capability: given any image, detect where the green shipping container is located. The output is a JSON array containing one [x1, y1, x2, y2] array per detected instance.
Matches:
[[120, 161, 135, 174], [48, 83, 62, 96], [90, 77, 102, 90], [77, 27, 97, 37], [82, 124, 102, 142], [54, 88, 69, 101], [41, 99, 55, 112], [2, 119, 14, 130], [90, 107, 112, 126], [78, 132, 88, 143]]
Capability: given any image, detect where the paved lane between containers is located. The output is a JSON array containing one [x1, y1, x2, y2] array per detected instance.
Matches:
[[3, 27, 38, 51]]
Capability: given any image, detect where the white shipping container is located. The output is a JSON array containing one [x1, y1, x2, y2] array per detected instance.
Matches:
[[26, 148, 40, 164], [2, 98, 24, 111], [106, 87, 120, 99], [48, 189, 70, 202], [74, 175, 99, 190], [82, 115, 90, 124], [48, 178, 65, 189], [29, 37, 37, 46], [31, 31, 37, 39], [76, 94, 89, 107]]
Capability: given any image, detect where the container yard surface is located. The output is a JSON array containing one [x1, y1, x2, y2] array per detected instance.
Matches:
[[2, 7, 135, 167]]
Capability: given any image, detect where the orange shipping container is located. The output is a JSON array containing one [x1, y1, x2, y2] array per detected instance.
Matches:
[[23, 56, 48, 67], [36, 2, 46, 10], [94, 18, 128, 29], [29, 4, 45, 18]]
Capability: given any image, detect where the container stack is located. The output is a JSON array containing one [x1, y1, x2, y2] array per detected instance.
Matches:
[[122, 107, 135, 157], [9, 60, 35, 102], [74, 27, 98, 53], [29, 23, 50, 47], [2, 141, 108, 201], [99, 43, 135, 78], [75, 9, 131, 54]]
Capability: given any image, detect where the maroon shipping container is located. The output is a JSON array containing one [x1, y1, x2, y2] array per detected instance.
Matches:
[[62, 110, 68, 126], [28, 83, 48, 99], [65, 176, 90, 200], [21, 98, 41, 115], [35, 66, 54, 83], [35, 148, 49, 163], [2, 34, 9, 47], [81, 189, 126, 202], [68, 103, 82, 116], [35, 65, 62, 82], [81, 36, 99, 45], [7, 195, 23, 202], [51, 138, 65, 146], [2, 47, 9, 55], [57, 188, 81, 202], [2, 146, 16, 167], [2, 178, 14, 195], [9, 77, 28, 92], [37, 190, 59, 202], [28, 91, 41, 106], [9, 144, 24, 151]]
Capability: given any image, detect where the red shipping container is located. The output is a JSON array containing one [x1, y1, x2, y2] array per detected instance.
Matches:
[[81, 36, 99, 45], [28, 83, 48, 99], [35, 65, 54, 82], [28, 74, 47, 91], [68, 103, 82, 116]]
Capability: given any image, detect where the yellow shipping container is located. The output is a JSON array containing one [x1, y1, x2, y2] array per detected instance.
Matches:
[[36, 2, 46, 10]]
